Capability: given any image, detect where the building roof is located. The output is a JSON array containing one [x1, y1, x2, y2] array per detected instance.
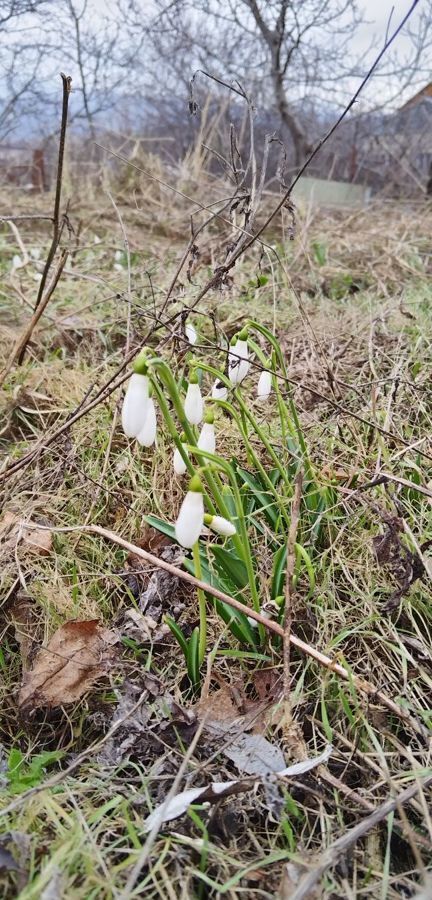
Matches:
[[400, 83, 432, 110]]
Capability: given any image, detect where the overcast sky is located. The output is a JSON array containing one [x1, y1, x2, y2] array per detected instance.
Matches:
[[349, 0, 429, 105]]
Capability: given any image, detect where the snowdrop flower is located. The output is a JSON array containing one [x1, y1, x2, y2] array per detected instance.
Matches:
[[211, 379, 228, 401], [257, 369, 272, 400], [173, 433, 188, 475], [114, 249, 123, 261], [121, 353, 150, 438], [136, 397, 157, 447], [184, 371, 203, 425], [30, 247, 41, 260], [185, 322, 197, 345], [228, 328, 250, 385], [175, 475, 204, 548], [198, 410, 215, 455], [11, 254, 23, 271], [204, 513, 236, 537], [113, 263, 124, 272], [94, 235, 101, 245]]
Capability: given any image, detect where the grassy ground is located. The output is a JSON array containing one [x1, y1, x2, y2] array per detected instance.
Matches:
[[1, 167, 432, 900]]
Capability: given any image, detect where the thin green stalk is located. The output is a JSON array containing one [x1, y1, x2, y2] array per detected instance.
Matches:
[[189, 448, 264, 642], [193, 540, 207, 664]]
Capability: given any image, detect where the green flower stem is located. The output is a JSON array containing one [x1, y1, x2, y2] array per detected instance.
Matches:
[[193, 540, 207, 665], [149, 360, 218, 516], [235, 390, 291, 488], [189, 448, 264, 642], [248, 320, 312, 476], [196, 361, 290, 521], [217, 399, 290, 525]]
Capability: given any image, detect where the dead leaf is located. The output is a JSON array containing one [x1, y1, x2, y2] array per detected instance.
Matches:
[[0, 510, 18, 537], [279, 861, 322, 899], [209, 727, 287, 775], [21, 526, 52, 556], [19, 619, 119, 709], [143, 746, 332, 833], [196, 683, 241, 724]]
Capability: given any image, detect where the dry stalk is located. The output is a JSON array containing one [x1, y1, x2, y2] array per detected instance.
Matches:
[[0, 250, 68, 385]]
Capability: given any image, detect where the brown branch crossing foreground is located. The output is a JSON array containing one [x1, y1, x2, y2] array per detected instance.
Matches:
[[20, 522, 431, 742]]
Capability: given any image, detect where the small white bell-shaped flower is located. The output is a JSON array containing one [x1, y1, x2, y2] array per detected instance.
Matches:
[[136, 397, 157, 447], [204, 513, 236, 537], [185, 322, 197, 345], [173, 433, 188, 475], [257, 369, 272, 400], [198, 410, 215, 455], [228, 328, 250, 385], [11, 254, 23, 271], [211, 380, 228, 401], [175, 475, 204, 548], [121, 352, 150, 438], [184, 371, 203, 425]]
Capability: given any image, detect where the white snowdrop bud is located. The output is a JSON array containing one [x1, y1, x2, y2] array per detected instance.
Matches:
[[184, 373, 203, 425], [204, 513, 236, 537], [197, 412, 215, 455], [185, 322, 197, 345], [211, 380, 228, 400], [228, 329, 250, 385], [121, 352, 150, 438], [174, 434, 188, 475], [136, 397, 157, 447], [175, 476, 204, 549], [11, 254, 23, 271], [257, 369, 272, 400]]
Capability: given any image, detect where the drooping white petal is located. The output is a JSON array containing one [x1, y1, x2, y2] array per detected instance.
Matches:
[[113, 263, 124, 272], [208, 515, 236, 537], [197, 422, 215, 455], [11, 254, 23, 270], [136, 398, 157, 447], [184, 382, 203, 425], [121, 373, 150, 438], [229, 356, 250, 385], [185, 323, 197, 345], [114, 249, 123, 261], [174, 444, 188, 475], [257, 370, 272, 400], [175, 491, 204, 548], [211, 380, 228, 400], [228, 339, 250, 385]]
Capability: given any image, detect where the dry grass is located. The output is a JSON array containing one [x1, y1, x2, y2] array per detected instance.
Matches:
[[1, 162, 432, 900]]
